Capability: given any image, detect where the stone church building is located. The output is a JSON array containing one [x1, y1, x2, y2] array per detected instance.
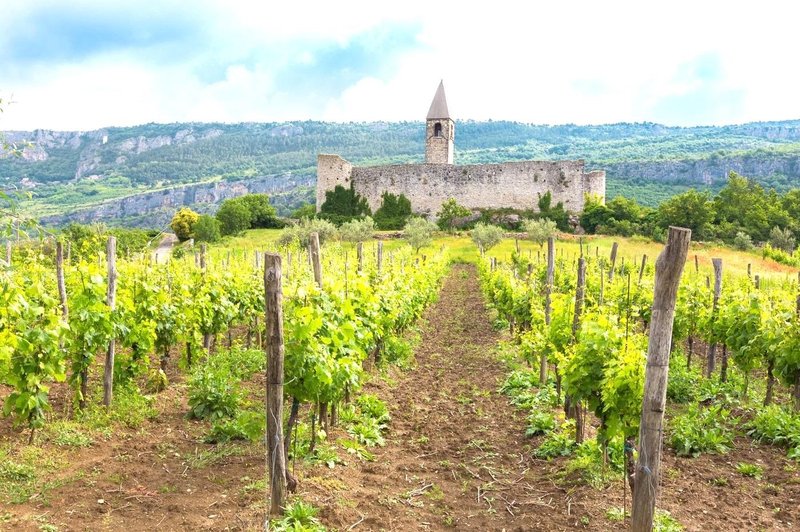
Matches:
[[316, 82, 606, 216]]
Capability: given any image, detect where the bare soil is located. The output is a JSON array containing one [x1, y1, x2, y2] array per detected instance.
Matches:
[[1, 265, 799, 531]]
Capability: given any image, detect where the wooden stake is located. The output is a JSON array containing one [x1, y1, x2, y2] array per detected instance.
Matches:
[[357, 241, 364, 272], [56, 242, 68, 321], [570, 256, 587, 443], [4, 241, 10, 266], [706, 258, 722, 378], [632, 227, 691, 532], [103, 237, 118, 408], [309, 232, 322, 287], [264, 253, 287, 517], [694, 254, 699, 273], [377, 241, 383, 273], [638, 254, 648, 285], [609, 242, 618, 282], [542, 236, 555, 386]]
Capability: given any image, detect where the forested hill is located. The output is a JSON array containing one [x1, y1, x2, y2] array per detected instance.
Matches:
[[4, 119, 800, 226]]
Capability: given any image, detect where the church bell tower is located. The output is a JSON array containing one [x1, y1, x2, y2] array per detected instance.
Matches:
[[425, 81, 454, 164]]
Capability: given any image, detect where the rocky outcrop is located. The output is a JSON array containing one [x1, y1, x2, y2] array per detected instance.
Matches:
[[40, 174, 313, 227]]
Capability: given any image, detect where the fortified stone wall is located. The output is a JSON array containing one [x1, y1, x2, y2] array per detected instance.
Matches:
[[342, 159, 605, 216]]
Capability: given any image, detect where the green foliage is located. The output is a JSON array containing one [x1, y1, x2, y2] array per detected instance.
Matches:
[[470, 223, 504, 253], [735, 462, 764, 478], [526, 410, 556, 437], [216, 199, 251, 236], [339, 216, 375, 242], [187, 348, 264, 422], [270, 499, 326, 532], [534, 419, 576, 459], [291, 203, 316, 219], [654, 510, 684, 532], [732, 231, 754, 250], [373, 192, 412, 230], [537, 192, 570, 231], [356, 394, 391, 425], [193, 215, 221, 243], [657, 189, 715, 239], [235, 194, 280, 228], [667, 355, 701, 404], [404, 217, 436, 252], [170, 207, 199, 241], [669, 405, 735, 457], [277, 218, 339, 247], [205, 410, 265, 443], [319, 185, 371, 224], [746, 405, 800, 457], [523, 218, 557, 247], [436, 198, 471, 231], [768, 225, 795, 252]]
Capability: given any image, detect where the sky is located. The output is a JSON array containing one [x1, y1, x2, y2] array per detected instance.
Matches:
[[1, 0, 799, 131]]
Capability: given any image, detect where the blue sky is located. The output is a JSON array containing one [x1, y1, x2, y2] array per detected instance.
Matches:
[[1, 0, 798, 130]]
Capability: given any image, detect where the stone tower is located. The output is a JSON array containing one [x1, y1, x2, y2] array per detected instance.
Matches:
[[425, 81, 454, 164]]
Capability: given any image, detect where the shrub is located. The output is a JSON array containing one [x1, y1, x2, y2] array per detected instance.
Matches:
[[769, 226, 796, 252], [669, 405, 735, 457], [732, 231, 753, 250], [526, 411, 556, 437], [523, 218, 557, 247], [436, 198, 471, 231], [339, 216, 376, 242], [471, 223, 505, 253], [404, 217, 436, 252], [277, 218, 339, 247], [216, 199, 252, 236], [187, 364, 242, 421], [205, 410, 265, 443], [319, 185, 371, 223], [534, 420, 576, 459], [746, 405, 800, 455], [193, 215, 222, 243], [373, 192, 412, 230], [170, 207, 199, 241]]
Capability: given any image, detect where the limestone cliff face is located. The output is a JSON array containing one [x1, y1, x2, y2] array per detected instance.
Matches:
[[40, 174, 313, 228]]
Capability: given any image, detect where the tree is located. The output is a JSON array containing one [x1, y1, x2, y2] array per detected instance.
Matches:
[[404, 217, 436, 252], [216, 199, 252, 236], [524, 218, 557, 247], [340, 217, 375, 242], [194, 215, 222, 243], [319, 185, 371, 224], [236, 194, 279, 228], [657, 189, 715, 239], [537, 192, 570, 231], [436, 198, 471, 231], [170, 208, 199, 241], [769, 226, 795, 252], [580, 195, 613, 233], [291, 203, 316, 219], [373, 192, 412, 230], [471, 223, 504, 253]]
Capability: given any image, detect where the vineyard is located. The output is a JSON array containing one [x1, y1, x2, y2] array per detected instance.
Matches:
[[1, 229, 800, 530]]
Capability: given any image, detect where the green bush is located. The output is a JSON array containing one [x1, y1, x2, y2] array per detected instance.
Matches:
[[404, 217, 436, 252], [205, 410, 265, 443], [534, 420, 576, 459], [471, 222, 505, 253], [194, 215, 221, 243], [339, 216, 375, 242], [747, 405, 800, 456], [436, 198, 471, 231], [188, 364, 242, 421], [669, 405, 735, 457], [526, 410, 556, 437], [373, 192, 412, 230], [277, 218, 339, 247], [319, 184, 370, 223]]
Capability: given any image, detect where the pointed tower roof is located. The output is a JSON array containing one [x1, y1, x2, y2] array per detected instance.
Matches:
[[426, 80, 450, 120]]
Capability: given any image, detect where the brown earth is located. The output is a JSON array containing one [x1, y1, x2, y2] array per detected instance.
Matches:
[[1, 265, 799, 531]]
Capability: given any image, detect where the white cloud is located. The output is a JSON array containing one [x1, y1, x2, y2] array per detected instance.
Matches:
[[2, 0, 800, 129]]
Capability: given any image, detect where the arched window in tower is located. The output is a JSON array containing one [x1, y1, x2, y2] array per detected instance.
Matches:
[[434, 122, 442, 137]]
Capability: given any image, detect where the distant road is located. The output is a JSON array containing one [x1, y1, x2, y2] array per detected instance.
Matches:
[[152, 233, 178, 264]]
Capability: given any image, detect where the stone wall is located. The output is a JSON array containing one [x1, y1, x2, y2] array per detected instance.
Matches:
[[341, 159, 604, 216], [316, 153, 353, 210]]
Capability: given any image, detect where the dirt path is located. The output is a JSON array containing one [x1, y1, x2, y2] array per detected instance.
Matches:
[[313, 264, 584, 531], [152, 233, 177, 264]]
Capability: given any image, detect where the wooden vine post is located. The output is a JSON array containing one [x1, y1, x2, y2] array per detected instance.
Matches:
[[309, 232, 323, 287], [4, 241, 10, 266], [795, 294, 800, 411], [705, 258, 722, 378], [357, 241, 364, 273], [541, 237, 555, 385], [376, 241, 383, 273], [609, 241, 619, 282], [56, 242, 69, 322], [263, 253, 287, 518], [570, 256, 587, 442], [103, 237, 118, 408], [638, 254, 648, 285], [632, 226, 691, 532]]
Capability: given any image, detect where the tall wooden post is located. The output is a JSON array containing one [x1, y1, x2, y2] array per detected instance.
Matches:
[[632, 227, 691, 532], [264, 253, 287, 517], [705, 258, 722, 378], [694, 254, 699, 274], [376, 241, 383, 273], [4, 241, 10, 266], [638, 254, 648, 285], [56, 242, 69, 322], [795, 294, 800, 411], [570, 256, 587, 442], [103, 237, 118, 408], [609, 242, 618, 282], [541, 237, 555, 386], [754, 274, 760, 290], [309, 232, 322, 287], [357, 241, 364, 273], [200, 244, 207, 270]]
